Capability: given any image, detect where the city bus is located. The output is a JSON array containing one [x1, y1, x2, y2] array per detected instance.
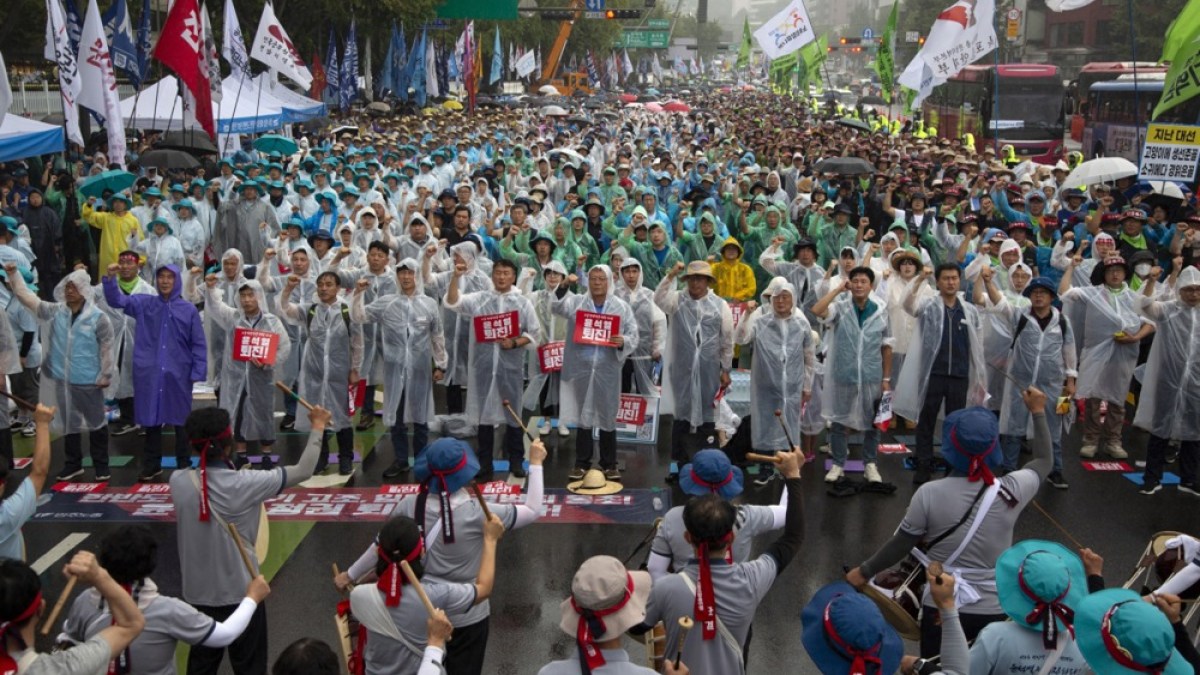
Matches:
[[922, 64, 1065, 163], [1068, 62, 1166, 142], [1078, 74, 1200, 160]]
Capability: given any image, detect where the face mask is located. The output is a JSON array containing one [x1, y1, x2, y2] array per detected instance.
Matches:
[[1134, 263, 1152, 277]]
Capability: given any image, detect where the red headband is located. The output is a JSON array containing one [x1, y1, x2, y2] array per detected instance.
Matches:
[[950, 427, 997, 485], [375, 538, 424, 607], [695, 532, 734, 641], [1017, 555, 1074, 650], [1101, 602, 1168, 674], [689, 468, 733, 493], [191, 427, 233, 522], [0, 592, 43, 674], [571, 574, 634, 674], [415, 452, 470, 545], [823, 599, 883, 675]]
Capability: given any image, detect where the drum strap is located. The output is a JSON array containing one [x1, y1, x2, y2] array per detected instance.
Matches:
[[920, 483, 991, 553], [1036, 634, 1068, 675], [678, 573, 745, 671]]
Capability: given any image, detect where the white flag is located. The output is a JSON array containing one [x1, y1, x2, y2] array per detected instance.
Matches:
[[898, 0, 997, 104], [222, 0, 251, 79], [425, 36, 439, 98], [44, 0, 84, 146], [249, 2, 311, 89], [1045, 0, 1097, 10], [78, 0, 125, 167], [201, 3, 222, 103], [652, 53, 663, 80], [0, 53, 11, 129], [622, 49, 633, 77], [753, 0, 817, 59]]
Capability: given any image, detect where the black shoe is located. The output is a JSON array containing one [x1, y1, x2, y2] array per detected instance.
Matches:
[[568, 467, 587, 481], [665, 472, 680, 484], [110, 421, 137, 436], [913, 462, 933, 485], [233, 453, 250, 470], [604, 468, 622, 482], [1140, 483, 1162, 495], [55, 467, 84, 482], [279, 415, 295, 431], [510, 465, 527, 479], [476, 464, 494, 482], [1047, 471, 1069, 489], [383, 462, 410, 479], [314, 457, 329, 474], [338, 458, 354, 476], [356, 414, 375, 432], [1181, 484, 1200, 497], [138, 468, 163, 482], [260, 455, 276, 470], [93, 472, 111, 482], [9, 419, 22, 431]]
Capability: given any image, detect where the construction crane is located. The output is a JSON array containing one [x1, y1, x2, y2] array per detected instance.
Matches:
[[534, 0, 593, 96]]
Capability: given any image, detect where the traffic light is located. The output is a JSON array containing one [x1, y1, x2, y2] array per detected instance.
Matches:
[[918, 35, 926, 45], [605, 9, 642, 18], [542, 9, 575, 19], [840, 37, 862, 45]]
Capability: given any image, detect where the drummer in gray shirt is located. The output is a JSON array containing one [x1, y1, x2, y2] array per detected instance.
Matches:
[[170, 404, 330, 675], [647, 449, 785, 581], [845, 387, 1053, 658], [61, 525, 270, 675]]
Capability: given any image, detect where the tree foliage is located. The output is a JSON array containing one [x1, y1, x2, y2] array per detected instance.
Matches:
[[1104, 0, 1188, 63]]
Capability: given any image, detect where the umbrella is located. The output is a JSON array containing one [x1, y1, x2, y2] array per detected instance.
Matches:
[[645, 88, 660, 96], [443, 100, 464, 111], [302, 116, 331, 131], [331, 125, 359, 137], [624, 102, 644, 109], [645, 102, 664, 113], [1059, 157, 1138, 193], [366, 101, 391, 113], [857, 95, 886, 106], [619, 93, 637, 103], [139, 149, 201, 171], [582, 100, 605, 110], [1143, 180, 1187, 214], [159, 129, 218, 154], [637, 94, 659, 103], [663, 100, 691, 113], [813, 157, 875, 175], [539, 84, 562, 95], [253, 134, 298, 155], [550, 149, 588, 165], [540, 105, 568, 116], [836, 117, 872, 133], [79, 169, 136, 199], [567, 116, 592, 126]]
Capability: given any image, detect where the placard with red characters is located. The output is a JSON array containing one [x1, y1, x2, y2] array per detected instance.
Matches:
[[232, 328, 281, 365], [730, 302, 749, 329], [538, 341, 565, 373], [616, 394, 649, 426], [473, 311, 519, 343], [574, 311, 620, 346]]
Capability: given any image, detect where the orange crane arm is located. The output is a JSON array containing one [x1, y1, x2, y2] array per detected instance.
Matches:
[[538, 0, 586, 84]]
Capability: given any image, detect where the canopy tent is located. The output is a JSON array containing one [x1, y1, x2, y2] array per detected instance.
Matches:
[[120, 76, 284, 135], [250, 73, 325, 123], [0, 115, 64, 162]]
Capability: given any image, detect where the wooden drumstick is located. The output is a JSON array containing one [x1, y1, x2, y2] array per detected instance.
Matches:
[[746, 452, 783, 465], [227, 522, 257, 579], [469, 481, 493, 520], [399, 560, 438, 618], [928, 561, 945, 585], [274, 381, 314, 411], [0, 389, 37, 412], [40, 577, 77, 635], [675, 616, 693, 669], [501, 399, 536, 441], [332, 563, 355, 593], [774, 409, 797, 448]]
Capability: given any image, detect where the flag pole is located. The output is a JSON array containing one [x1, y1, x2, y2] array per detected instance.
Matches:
[[223, 73, 248, 156], [992, 6, 1001, 156], [164, 85, 178, 135], [1127, 0, 1142, 172]]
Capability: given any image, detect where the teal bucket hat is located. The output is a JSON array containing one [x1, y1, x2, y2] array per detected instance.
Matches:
[[996, 540, 1086, 648], [1076, 589, 1191, 675]]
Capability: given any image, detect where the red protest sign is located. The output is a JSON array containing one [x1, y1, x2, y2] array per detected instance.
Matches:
[[538, 341, 565, 373], [573, 310, 620, 346], [616, 394, 648, 426], [232, 328, 281, 365], [347, 380, 367, 416], [473, 311, 519, 343], [730, 302, 749, 329]]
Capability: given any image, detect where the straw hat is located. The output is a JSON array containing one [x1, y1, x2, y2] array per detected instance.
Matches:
[[567, 469, 623, 495]]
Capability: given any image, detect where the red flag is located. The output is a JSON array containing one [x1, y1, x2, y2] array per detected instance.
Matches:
[[310, 50, 327, 101], [153, 0, 214, 139]]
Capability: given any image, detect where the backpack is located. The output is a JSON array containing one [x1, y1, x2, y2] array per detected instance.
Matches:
[[306, 302, 351, 334]]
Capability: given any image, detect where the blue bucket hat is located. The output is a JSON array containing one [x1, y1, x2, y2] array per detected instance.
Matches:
[[0, 217, 19, 236], [413, 438, 479, 495], [239, 180, 264, 196], [0, 265, 37, 292], [108, 194, 133, 209], [148, 217, 172, 234], [801, 582, 904, 675], [940, 407, 1002, 483], [1023, 277, 1058, 300], [996, 540, 1086, 648], [284, 215, 306, 231], [142, 187, 163, 199], [171, 199, 195, 214], [679, 449, 744, 499], [1076, 589, 1191, 675]]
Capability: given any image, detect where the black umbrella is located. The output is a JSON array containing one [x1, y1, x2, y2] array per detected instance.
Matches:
[[302, 116, 331, 131], [158, 129, 218, 154], [582, 100, 605, 110], [814, 157, 875, 175], [836, 117, 873, 133], [858, 95, 886, 106], [567, 116, 592, 126], [139, 149, 202, 171]]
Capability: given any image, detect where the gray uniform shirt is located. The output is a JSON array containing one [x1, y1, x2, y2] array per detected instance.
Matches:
[[537, 649, 660, 674], [651, 504, 776, 568], [20, 635, 111, 675], [350, 581, 476, 675]]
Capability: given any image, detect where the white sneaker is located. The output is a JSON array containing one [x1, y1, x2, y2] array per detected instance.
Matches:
[[819, 443, 831, 454], [537, 419, 551, 435], [1079, 443, 1098, 458], [824, 464, 844, 483], [864, 463, 883, 483], [1105, 443, 1129, 459], [559, 421, 570, 436]]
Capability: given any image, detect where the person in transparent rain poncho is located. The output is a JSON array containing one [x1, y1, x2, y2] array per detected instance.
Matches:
[[185, 249, 247, 388], [518, 260, 572, 438], [6, 266, 114, 482], [350, 258, 447, 480], [259, 244, 319, 431], [1134, 261, 1200, 495], [93, 251, 153, 437], [614, 258, 665, 396], [201, 277, 292, 468], [330, 241, 398, 433], [425, 241, 494, 415], [553, 265, 638, 482], [972, 261, 1033, 414], [135, 218, 186, 284]]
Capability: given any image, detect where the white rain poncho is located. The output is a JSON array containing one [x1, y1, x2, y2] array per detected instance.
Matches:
[[1133, 267, 1200, 440], [884, 273, 935, 361], [758, 243, 824, 325], [735, 279, 815, 450], [93, 274, 153, 400], [333, 264, 398, 386], [654, 273, 734, 426], [978, 263, 1033, 410], [426, 242, 493, 387], [27, 270, 115, 435], [204, 280, 292, 442], [444, 275, 540, 427], [1060, 279, 1149, 405], [892, 289, 989, 423], [193, 249, 247, 384], [1052, 231, 1115, 289], [985, 300, 1078, 438], [821, 293, 894, 431], [614, 259, 665, 395], [518, 261, 570, 412], [551, 266, 639, 432], [135, 228, 186, 283], [350, 259, 447, 427], [260, 250, 319, 386], [282, 295, 364, 433]]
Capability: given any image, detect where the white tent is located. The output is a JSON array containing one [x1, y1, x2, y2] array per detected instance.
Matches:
[[0, 115, 64, 162], [250, 73, 325, 122], [120, 76, 284, 134]]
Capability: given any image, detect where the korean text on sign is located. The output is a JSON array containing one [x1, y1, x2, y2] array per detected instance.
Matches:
[[538, 341, 565, 373], [232, 328, 280, 365], [573, 311, 620, 346], [473, 311, 519, 343], [1139, 123, 1200, 183], [616, 394, 649, 426]]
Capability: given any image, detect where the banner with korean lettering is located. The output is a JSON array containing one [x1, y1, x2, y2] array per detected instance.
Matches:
[[616, 394, 649, 426], [573, 311, 620, 346], [232, 328, 280, 364], [729, 302, 749, 329], [1139, 123, 1200, 182], [752, 0, 817, 60], [538, 341, 565, 373], [473, 311, 519, 343]]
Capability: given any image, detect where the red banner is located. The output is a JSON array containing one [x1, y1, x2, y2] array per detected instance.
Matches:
[[730, 302, 749, 329], [473, 311, 519, 343], [538, 341, 565, 373], [232, 327, 281, 365], [574, 310, 620, 346], [616, 394, 649, 426]]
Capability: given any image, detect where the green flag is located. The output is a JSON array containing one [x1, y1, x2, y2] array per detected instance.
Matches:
[[737, 17, 752, 69], [1155, 27, 1200, 118], [876, 1, 899, 103], [1162, 0, 1200, 63]]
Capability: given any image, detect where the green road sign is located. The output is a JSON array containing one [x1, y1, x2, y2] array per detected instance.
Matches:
[[615, 30, 670, 48], [647, 18, 670, 29]]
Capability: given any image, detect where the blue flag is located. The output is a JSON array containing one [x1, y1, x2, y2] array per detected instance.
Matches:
[[392, 24, 406, 96], [325, 30, 340, 99], [489, 27, 502, 85], [379, 23, 396, 97], [63, 0, 83, 56], [410, 28, 427, 107], [586, 51, 600, 89], [102, 0, 141, 86], [136, 0, 150, 86], [340, 20, 358, 110], [435, 42, 448, 97]]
